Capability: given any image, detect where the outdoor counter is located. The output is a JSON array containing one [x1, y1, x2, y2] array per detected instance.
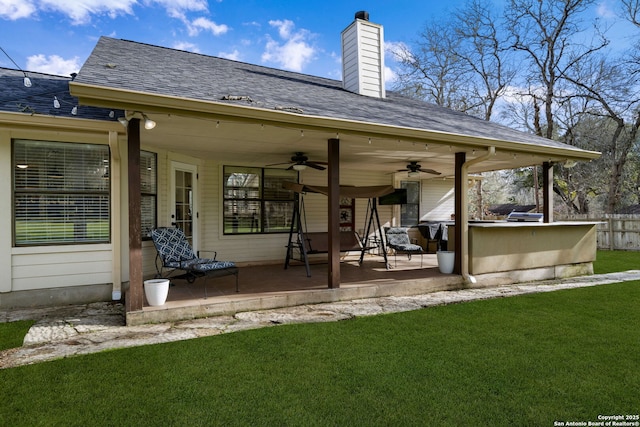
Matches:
[[447, 221, 599, 275]]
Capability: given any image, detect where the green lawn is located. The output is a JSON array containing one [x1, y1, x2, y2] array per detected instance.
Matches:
[[594, 249, 640, 274], [1, 281, 639, 426], [0, 320, 34, 351]]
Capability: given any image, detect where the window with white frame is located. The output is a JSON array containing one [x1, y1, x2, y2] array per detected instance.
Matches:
[[13, 139, 110, 246], [223, 166, 297, 234], [140, 151, 157, 239], [400, 181, 420, 227]]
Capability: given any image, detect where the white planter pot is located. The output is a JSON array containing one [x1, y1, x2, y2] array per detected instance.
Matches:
[[436, 251, 455, 274], [144, 279, 170, 306]]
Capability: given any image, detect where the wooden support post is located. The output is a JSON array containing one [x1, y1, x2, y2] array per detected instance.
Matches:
[[328, 138, 340, 288], [543, 162, 554, 223], [454, 152, 466, 275], [126, 118, 144, 312]]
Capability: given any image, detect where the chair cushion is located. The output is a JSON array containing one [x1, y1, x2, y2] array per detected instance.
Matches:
[[151, 228, 197, 264], [390, 243, 423, 252], [191, 260, 237, 272], [386, 227, 412, 247]]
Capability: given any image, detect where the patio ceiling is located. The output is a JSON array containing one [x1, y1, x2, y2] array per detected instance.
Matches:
[[129, 109, 595, 179]]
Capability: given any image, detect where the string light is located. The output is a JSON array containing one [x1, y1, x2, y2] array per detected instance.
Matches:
[[0, 46, 32, 87], [71, 106, 78, 115], [53, 96, 60, 108], [368, 138, 372, 145]]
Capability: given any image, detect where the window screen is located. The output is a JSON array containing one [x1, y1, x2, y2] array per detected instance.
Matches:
[[140, 151, 157, 239], [13, 139, 110, 246], [223, 166, 297, 234], [400, 181, 420, 227]]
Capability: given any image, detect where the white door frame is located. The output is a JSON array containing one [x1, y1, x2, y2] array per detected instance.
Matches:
[[169, 161, 199, 251]]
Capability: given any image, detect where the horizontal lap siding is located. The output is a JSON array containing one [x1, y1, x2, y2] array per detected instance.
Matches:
[[420, 180, 455, 221], [199, 162, 393, 263], [342, 21, 384, 98], [12, 245, 112, 291]]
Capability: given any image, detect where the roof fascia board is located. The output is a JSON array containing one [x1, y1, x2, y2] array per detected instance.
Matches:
[[0, 111, 124, 134], [70, 82, 601, 161]]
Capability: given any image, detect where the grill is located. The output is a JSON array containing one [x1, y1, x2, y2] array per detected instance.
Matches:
[[506, 212, 543, 222]]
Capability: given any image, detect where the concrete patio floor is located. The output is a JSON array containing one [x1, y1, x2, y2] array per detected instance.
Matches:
[[128, 253, 464, 325]]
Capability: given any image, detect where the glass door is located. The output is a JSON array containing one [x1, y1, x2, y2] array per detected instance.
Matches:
[[170, 162, 198, 248]]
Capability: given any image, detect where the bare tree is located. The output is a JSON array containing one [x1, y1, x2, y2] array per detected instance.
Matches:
[[505, 0, 608, 139], [623, 0, 640, 26], [393, 19, 471, 111], [454, 0, 516, 120], [561, 54, 640, 213]]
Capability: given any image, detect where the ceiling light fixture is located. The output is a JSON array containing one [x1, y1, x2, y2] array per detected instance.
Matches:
[[408, 171, 420, 178], [292, 164, 307, 171], [117, 112, 156, 130], [142, 113, 156, 130]]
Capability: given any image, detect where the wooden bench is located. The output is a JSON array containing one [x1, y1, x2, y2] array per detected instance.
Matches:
[[301, 231, 365, 254]]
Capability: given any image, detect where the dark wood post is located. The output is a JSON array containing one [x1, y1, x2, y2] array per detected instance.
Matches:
[[454, 151, 466, 274], [328, 138, 340, 288], [543, 162, 554, 223], [126, 118, 144, 311]]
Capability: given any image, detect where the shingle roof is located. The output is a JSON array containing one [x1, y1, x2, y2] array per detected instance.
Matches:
[[0, 67, 120, 121], [74, 37, 587, 154]]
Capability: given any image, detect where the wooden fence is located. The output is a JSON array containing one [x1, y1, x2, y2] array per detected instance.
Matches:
[[559, 214, 640, 251]]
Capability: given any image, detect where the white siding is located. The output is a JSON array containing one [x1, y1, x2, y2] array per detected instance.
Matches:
[[341, 19, 385, 98], [420, 179, 455, 221], [12, 245, 113, 291], [197, 162, 395, 264]]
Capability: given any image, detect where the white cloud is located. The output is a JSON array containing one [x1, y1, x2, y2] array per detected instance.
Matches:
[[0, 0, 37, 20], [187, 16, 229, 36], [384, 65, 397, 84], [385, 40, 411, 62], [596, 1, 617, 19], [0, 0, 209, 25], [219, 49, 241, 61], [26, 54, 81, 76], [38, 0, 137, 25], [173, 41, 200, 53], [270, 19, 294, 39], [261, 19, 315, 72]]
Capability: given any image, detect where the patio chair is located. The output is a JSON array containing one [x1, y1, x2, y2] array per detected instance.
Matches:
[[385, 227, 423, 268], [151, 227, 239, 297]]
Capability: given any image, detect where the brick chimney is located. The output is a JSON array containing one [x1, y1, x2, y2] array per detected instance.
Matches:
[[341, 11, 386, 98]]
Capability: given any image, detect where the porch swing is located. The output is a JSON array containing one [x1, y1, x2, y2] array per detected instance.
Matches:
[[282, 181, 393, 276]]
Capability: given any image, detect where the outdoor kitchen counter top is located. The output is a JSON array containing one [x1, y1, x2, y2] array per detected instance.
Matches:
[[465, 220, 602, 227]]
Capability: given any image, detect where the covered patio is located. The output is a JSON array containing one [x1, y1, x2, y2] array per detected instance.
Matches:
[[129, 253, 463, 325], [67, 34, 600, 325]]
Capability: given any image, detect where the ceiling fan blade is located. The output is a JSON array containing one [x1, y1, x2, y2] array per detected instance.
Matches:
[[420, 168, 441, 175], [306, 162, 326, 170], [396, 168, 409, 172], [266, 162, 292, 167]]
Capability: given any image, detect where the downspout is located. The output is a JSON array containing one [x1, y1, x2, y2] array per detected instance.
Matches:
[[109, 131, 122, 300], [460, 146, 495, 284]]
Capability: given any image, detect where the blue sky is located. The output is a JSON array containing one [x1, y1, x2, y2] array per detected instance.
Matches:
[[0, 0, 633, 85]]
